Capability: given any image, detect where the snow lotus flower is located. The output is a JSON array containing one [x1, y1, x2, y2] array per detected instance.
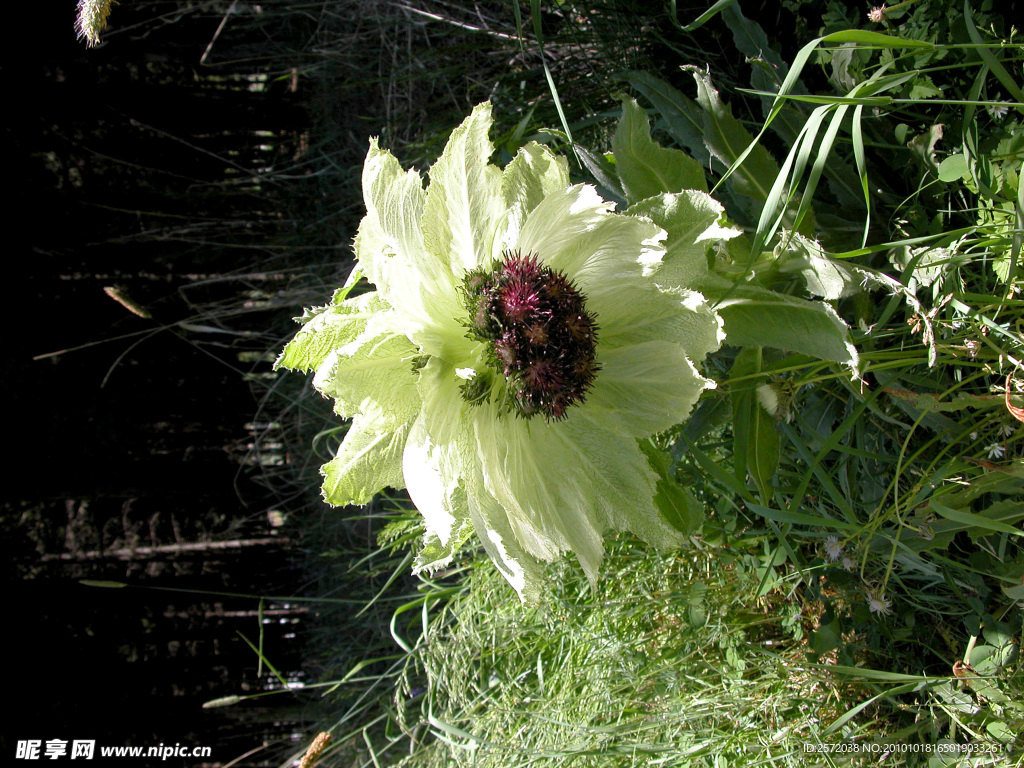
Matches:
[[277, 103, 725, 602]]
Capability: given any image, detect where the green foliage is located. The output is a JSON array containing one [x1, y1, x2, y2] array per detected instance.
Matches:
[[383, 541, 871, 767], [267, 0, 1024, 764], [611, 93, 707, 200], [729, 347, 781, 503]]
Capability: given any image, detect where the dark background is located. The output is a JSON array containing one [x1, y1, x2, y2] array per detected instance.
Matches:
[[5, 2, 339, 764]]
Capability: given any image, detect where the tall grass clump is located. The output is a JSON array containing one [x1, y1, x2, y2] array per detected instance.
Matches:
[[384, 539, 872, 767]]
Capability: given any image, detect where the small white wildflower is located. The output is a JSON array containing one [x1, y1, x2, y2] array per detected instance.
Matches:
[[986, 442, 1006, 460], [841, 556, 855, 571], [865, 588, 891, 616], [1001, 423, 1015, 438], [823, 536, 843, 562], [867, 5, 888, 23], [969, 431, 979, 441], [986, 102, 1010, 120]]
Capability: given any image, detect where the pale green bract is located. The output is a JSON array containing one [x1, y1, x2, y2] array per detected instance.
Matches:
[[277, 103, 727, 602]]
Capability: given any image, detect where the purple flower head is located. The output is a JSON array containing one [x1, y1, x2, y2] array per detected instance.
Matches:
[[461, 250, 599, 421]]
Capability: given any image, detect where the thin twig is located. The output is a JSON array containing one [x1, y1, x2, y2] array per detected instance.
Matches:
[[390, 2, 519, 41]]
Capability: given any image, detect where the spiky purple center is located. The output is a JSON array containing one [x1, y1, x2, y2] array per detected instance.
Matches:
[[462, 251, 599, 421]]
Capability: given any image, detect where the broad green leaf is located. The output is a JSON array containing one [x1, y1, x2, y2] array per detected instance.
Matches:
[[810, 622, 841, 655], [721, 2, 785, 72], [573, 144, 626, 204], [872, 371, 962, 435], [880, 388, 1007, 414], [729, 347, 780, 502], [982, 622, 1018, 654], [954, 658, 1011, 705], [777, 231, 860, 300], [699, 275, 858, 373], [908, 74, 942, 100], [612, 94, 707, 202], [931, 500, 1024, 537], [889, 244, 953, 289], [621, 71, 711, 166], [987, 721, 1017, 743], [938, 153, 969, 182], [1002, 582, 1024, 601], [901, 499, 1024, 552], [640, 440, 705, 535], [685, 66, 782, 221], [928, 466, 1024, 510]]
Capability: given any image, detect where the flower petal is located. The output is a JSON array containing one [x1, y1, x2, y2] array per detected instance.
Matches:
[[421, 102, 505, 274], [357, 141, 424, 298], [556, 423, 685, 551], [285, 102, 735, 598], [276, 291, 389, 374], [312, 308, 421, 422], [403, 413, 462, 547], [403, 356, 480, 548], [501, 142, 571, 219], [497, 142, 571, 255], [414, 519, 474, 576], [473, 406, 679, 586], [466, 481, 545, 604], [583, 339, 715, 436], [472, 405, 598, 571], [517, 185, 666, 295], [592, 282, 723, 359], [321, 406, 413, 505], [357, 139, 468, 359], [408, 356, 548, 602]]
